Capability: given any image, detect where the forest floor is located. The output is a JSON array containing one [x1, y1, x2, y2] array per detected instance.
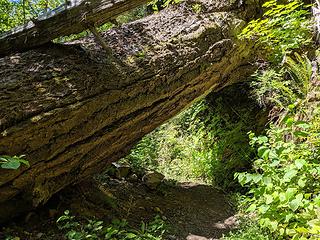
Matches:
[[1, 172, 237, 240]]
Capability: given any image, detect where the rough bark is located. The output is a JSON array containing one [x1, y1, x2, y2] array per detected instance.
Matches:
[[0, 0, 259, 222], [0, 0, 148, 57]]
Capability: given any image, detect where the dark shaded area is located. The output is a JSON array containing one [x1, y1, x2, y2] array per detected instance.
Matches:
[[196, 82, 270, 190]]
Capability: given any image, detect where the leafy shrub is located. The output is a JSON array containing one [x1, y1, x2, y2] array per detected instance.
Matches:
[[222, 217, 271, 240], [239, 0, 313, 63], [124, 133, 160, 171], [235, 106, 320, 239], [57, 210, 166, 240], [250, 53, 313, 109], [0, 0, 63, 33], [123, 83, 266, 190], [0, 0, 24, 32]]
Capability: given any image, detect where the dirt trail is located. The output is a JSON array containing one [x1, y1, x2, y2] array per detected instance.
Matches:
[[0, 175, 236, 240], [111, 181, 235, 239]]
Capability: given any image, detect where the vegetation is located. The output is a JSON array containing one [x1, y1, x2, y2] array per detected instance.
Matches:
[[222, 217, 271, 240], [124, 0, 320, 238], [230, 0, 319, 239], [56, 210, 166, 240], [122, 84, 264, 190], [0, 155, 29, 170], [236, 108, 320, 239], [0, 0, 62, 32], [239, 0, 313, 63]]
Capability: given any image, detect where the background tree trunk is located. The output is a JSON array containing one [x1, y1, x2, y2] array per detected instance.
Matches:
[[0, 0, 259, 222]]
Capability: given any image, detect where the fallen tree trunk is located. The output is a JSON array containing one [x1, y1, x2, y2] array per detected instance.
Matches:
[[0, 0, 259, 222], [0, 0, 148, 57]]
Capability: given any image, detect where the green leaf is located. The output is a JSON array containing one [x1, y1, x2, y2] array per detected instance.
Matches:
[[295, 227, 309, 233], [285, 188, 297, 201], [295, 121, 310, 129], [298, 178, 306, 188], [314, 195, 320, 207], [286, 228, 296, 236], [263, 176, 272, 185], [18, 159, 30, 167], [288, 104, 296, 110], [269, 220, 278, 232], [269, 150, 278, 160], [236, 172, 247, 186], [279, 227, 285, 236], [288, 194, 303, 211], [125, 233, 137, 239], [252, 174, 263, 184], [257, 136, 268, 144], [279, 192, 286, 202], [258, 205, 270, 214], [141, 221, 145, 233], [288, 201, 300, 212], [286, 117, 294, 127], [293, 130, 309, 138], [265, 194, 274, 204], [270, 159, 280, 167], [0, 155, 29, 169], [1, 159, 21, 169], [294, 159, 306, 169], [284, 169, 298, 182], [258, 146, 270, 158], [246, 203, 257, 212], [285, 213, 294, 222]]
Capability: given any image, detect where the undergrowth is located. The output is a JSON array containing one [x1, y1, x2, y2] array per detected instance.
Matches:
[[230, 0, 320, 238], [239, 0, 313, 63], [56, 210, 166, 240], [122, 83, 264, 191], [124, 0, 319, 239], [222, 216, 271, 240]]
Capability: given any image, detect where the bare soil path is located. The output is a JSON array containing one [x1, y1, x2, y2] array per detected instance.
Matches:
[[0, 175, 236, 240]]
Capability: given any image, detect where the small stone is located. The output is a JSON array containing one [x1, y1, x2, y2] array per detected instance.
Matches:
[[186, 234, 209, 240], [48, 209, 58, 218], [167, 235, 177, 240], [127, 173, 138, 182], [24, 212, 39, 224], [142, 171, 165, 189], [107, 163, 131, 179], [154, 207, 163, 214], [112, 163, 131, 179], [36, 233, 44, 239]]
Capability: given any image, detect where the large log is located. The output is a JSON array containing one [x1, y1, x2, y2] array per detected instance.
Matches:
[[0, 0, 148, 57], [0, 0, 259, 222]]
